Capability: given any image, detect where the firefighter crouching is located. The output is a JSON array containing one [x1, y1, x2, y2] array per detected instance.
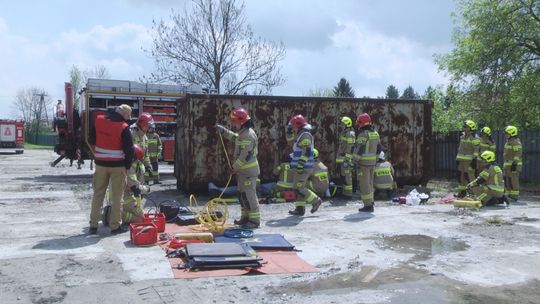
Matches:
[[146, 123, 163, 184], [286, 114, 323, 216], [353, 113, 381, 212], [216, 108, 261, 229], [374, 152, 396, 200], [267, 161, 294, 204], [466, 151, 507, 206], [503, 125, 522, 202], [131, 112, 154, 183], [336, 116, 355, 198], [456, 120, 480, 197], [309, 149, 330, 198], [89, 104, 134, 235]]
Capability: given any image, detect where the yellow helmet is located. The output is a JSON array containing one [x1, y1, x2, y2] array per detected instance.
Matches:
[[341, 116, 353, 128], [480, 126, 491, 137], [313, 148, 319, 159], [505, 125, 518, 137], [480, 151, 496, 163], [464, 120, 477, 131]]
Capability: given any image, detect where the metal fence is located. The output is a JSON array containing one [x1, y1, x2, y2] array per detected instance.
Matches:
[[26, 133, 57, 146], [433, 130, 540, 182]]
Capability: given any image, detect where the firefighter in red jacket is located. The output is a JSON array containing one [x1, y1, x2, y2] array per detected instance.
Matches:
[[89, 104, 134, 235]]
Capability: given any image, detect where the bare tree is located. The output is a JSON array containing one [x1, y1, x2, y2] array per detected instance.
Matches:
[[70, 64, 111, 110], [147, 0, 286, 94], [12, 87, 52, 136]]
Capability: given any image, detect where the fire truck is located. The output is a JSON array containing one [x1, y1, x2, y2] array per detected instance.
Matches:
[[51, 78, 201, 168], [0, 119, 24, 154]]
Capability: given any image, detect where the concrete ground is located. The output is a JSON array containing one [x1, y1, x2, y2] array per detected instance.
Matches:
[[1, 149, 540, 304]]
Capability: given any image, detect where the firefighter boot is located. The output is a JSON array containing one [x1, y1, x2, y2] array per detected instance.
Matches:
[[242, 221, 260, 229], [359, 204, 374, 212], [234, 218, 249, 225], [310, 198, 323, 214], [288, 206, 305, 216]]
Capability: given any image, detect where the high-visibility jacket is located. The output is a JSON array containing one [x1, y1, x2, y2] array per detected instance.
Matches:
[[274, 162, 293, 189], [309, 159, 329, 196], [94, 114, 128, 162], [130, 126, 152, 168], [353, 128, 380, 166], [471, 164, 504, 194], [479, 136, 496, 154], [456, 132, 480, 161], [503, 137, 523, 171], [374, 161, 395, 190], [336, 127, 355, 164], [288, 126, 314, 170], [222, 125, 260, 176], [147, 131, 162, 159]]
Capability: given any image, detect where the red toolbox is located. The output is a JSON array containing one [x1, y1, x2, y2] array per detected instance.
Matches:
[[143, 212, 166, 233], [130, 222, 158, 246]]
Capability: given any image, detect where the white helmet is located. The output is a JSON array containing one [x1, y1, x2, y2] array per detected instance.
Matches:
[[378, 151, 385, 161]]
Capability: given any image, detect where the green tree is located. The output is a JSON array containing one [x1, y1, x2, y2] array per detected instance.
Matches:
[[436, 0, 540, 129], [70, 65, 83, 110], [385, 85, 399, 99], [333, 78, 355, 97], [400, 85, 419, 99], [147, 0, 285, 94]]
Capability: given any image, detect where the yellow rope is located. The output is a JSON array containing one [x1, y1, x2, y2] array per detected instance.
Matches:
[[188, 129, 234, 233]]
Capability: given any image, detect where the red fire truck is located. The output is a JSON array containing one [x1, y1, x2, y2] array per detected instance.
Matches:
[[51, 79, 200, 167], [0, 119, 25, 154]]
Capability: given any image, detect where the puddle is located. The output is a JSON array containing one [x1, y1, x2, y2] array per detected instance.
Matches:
[[379, 234, 469, 260]]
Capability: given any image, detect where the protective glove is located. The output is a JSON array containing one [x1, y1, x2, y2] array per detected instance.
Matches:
[[511, 161, 517, 172], [141, 185, 150, 194], [471, 158, 477, 170], [466, 182, 474, 190], [131, 185, 142, 197], [286, 123, 293, 135], [216, 124, 227, 134]]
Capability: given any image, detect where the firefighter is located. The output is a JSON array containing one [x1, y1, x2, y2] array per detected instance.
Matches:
[[88, 104, 134, 235], [309, 148, 330, 198], [285, 114, 323, 216], [503, 125, 522, 201], [131, 112, 154, 183], [336, 116, 355, 198], [479, 126, 496, 154], [353, 113, 381, 212], [268, 159, 294, 204], [374, 151, 395, 200], [146, 123, 162, 184], [216, 108, 261, 228], [455, 120, 480, 198], [122, 144, 150, 224], [466, 151, 507, 206]]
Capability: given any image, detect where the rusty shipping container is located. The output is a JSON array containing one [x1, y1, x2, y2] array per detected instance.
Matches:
[[175, 94, 433, 193]]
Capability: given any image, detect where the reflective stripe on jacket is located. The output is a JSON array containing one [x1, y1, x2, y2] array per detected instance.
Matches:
[[290, 129, 314, 169], [503, 137, 523, 169], [354, 129, 380, 166], [336, 128, 355, 163], [456, 132, 480, 161], [374, 161, 394, 189], [147, 132, 162, 158]]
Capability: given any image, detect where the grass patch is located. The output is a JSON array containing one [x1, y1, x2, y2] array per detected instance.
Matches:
[[24, 143, 53, 150], [485, 215, 506, 225]]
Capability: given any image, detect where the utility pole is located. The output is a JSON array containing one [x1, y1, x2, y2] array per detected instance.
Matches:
[[33, 92, 48, 144]]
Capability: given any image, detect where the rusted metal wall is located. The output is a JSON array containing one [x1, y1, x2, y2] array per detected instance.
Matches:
[[176, 94, 433, 192]]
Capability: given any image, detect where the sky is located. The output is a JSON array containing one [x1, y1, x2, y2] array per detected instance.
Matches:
[[0, 0, 456, 118]]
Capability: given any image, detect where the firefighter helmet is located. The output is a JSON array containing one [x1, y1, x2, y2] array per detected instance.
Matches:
[[229, 108, 251, 125], [290, 114, 307, 129], [133, 144, 145, 161], [356, 113, 372, 127], [480, 126, 491, 137], [480, 151, 496, 163], [341, 116, 353, 128], [137, 113, 154, 128], [464, 120, 477, 131], [505, 125, 518, 137], [116, 104, 132, 119], [313, 148, 319, 159]]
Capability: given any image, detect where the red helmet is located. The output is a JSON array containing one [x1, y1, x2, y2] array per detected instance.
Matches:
[[229, 108, 250, 125], [290, 114, 307, 129], [133, 144, 145, 161], [356, 113, 372, 127], [137, 113, 154, 128]]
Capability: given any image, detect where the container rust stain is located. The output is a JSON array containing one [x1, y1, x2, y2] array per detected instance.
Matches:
[[176, 95, 433, 192]]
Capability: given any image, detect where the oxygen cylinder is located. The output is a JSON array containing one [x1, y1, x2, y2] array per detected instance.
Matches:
[[174, 232, 214, 242], [453, 199, 482, 209]]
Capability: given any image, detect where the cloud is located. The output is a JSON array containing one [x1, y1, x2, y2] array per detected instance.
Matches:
[[0, 18, 154, 118]]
